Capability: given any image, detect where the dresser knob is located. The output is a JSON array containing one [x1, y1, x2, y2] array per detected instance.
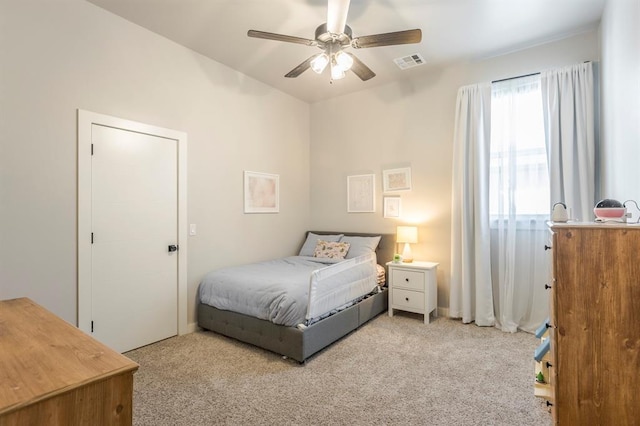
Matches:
[[405, 297, 409, 302], [405, 278, 409, 282], [544, 284, 552, 289], [544, 245, 552, 250]]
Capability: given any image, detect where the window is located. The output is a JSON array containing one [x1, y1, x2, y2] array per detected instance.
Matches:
[[490, 75, 549, 220]]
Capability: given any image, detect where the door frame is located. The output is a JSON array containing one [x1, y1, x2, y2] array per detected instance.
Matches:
[[77, 109, 188, 337]]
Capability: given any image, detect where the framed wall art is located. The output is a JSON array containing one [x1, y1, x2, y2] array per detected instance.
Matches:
[[244, 171, 279, 213], [383, 196, 401, 218], [382, 167, 412, 192], [347, 174, 375, 213]]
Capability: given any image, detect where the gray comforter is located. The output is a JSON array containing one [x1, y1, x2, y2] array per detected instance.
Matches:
[[198, 256, 340, 327]]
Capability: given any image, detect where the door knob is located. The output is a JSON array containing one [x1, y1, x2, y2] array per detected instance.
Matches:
[[168, 245, 178, 252]]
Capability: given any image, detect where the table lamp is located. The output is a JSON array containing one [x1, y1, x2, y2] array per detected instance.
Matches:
[[396, 226, 418, 263]]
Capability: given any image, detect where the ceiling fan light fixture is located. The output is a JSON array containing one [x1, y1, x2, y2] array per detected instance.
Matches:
[[310, 53, 330, 74], [334, 50, 353, 71]]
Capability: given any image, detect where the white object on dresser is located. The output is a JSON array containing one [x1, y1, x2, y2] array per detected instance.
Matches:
[[387, 261, 438, 324]]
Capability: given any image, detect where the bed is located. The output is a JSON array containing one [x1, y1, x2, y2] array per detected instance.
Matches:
[[197, 231, 394, 362]]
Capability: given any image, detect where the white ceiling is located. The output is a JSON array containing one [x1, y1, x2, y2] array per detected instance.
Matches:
[[86, 0, 606, 103]]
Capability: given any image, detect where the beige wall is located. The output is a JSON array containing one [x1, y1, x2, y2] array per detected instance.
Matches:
[[0, 0, 311, 325], [310, 30, 600, 313], [600, 0, 640, 200]]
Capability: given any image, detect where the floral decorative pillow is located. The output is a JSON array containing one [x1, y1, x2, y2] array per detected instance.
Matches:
[[313, 240, 351, 259], [299, 232, 343, 256]]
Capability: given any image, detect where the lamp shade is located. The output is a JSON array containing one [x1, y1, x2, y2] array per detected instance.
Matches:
[[334, 50, 354, 71], [330, 62, 345, 80], [396, 226, 418, 243], [310, 53, 329, 74]]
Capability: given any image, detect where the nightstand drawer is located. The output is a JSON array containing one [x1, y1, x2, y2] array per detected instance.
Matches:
[[392, 288, 425, 311], [391, 269, 425, 291]]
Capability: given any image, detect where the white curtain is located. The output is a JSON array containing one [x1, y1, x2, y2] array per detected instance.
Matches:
[[450, 83, 495, 326], [541, 62, 595, 221], [450, 62, 596, 334], [490, 75, 550, 333]]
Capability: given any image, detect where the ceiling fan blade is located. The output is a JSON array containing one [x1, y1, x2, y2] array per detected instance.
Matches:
[[285, 54, 321, 78], [247, 30, 318, 46], [348, 54, 376, 81], [327, 0, 351, 34], [352, 29, 422, 49]]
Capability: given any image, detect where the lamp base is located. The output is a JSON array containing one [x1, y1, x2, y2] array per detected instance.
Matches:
[[401, 242, 413, 263]]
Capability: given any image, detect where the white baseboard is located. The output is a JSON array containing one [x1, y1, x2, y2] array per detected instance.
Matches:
[[437, 307, 450, 318], [184, 322, 199, 334]]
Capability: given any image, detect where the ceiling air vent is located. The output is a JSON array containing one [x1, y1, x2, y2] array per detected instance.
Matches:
[[393, 53, 425, 70]]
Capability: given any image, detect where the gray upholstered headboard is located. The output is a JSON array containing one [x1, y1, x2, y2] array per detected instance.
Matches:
[[304, 230, 396, 273]]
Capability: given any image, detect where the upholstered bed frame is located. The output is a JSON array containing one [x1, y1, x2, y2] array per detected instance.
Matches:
[[197, 231, 395, 363]]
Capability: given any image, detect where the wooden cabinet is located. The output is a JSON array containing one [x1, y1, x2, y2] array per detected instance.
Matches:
[[0, 298, 139, 426], [387, 261, 438, 324], [548, 223, 640, 425]]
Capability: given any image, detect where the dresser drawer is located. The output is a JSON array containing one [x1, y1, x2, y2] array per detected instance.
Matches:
[[392, 288, 425, 311], [391, 269, 425, 291]]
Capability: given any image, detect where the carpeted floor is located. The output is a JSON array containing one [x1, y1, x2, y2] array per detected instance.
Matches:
[[125, 312, 552, 426]]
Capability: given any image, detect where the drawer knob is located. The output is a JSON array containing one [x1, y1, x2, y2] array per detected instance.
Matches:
[[544, 244, 552, 250], [405, 278, 409, 282], [544, 284, 552, 290], [405, 297, 409, 302], [546, 401, 553, 407]]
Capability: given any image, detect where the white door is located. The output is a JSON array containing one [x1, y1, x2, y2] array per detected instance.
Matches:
[[90, 124, 178, 353]]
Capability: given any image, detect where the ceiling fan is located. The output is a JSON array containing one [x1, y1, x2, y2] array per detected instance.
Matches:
[[247, 0, 422, 82]]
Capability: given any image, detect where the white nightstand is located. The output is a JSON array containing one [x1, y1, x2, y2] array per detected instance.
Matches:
[[387, 261, 438, 324]]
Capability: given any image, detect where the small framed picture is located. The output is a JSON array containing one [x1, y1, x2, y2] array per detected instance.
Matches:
[[347, 174, 375, 213], [383, 196, 401, 218], [382, 167, 412, 192], [244, 171, 279, 213]]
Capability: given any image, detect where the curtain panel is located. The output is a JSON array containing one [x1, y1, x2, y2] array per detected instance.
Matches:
[[449, 83, 495, 326], [541, 62, 596, 221], [490, 75, 550, 333]]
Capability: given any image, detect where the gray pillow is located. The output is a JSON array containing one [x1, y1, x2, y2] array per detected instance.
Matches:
[[341, 235, 381, 259], [299, 232, 343, 257]]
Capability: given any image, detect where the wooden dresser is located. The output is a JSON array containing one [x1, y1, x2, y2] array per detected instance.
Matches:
[[547, 223, 640, 425], [0, 298, 139, 425]]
